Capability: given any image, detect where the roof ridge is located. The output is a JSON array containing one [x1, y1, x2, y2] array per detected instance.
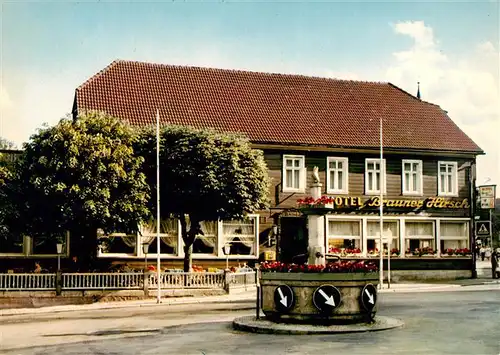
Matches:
[[388, 83, 440, 108], [111, 59, 389, 85], [76, 59, 124, 91]]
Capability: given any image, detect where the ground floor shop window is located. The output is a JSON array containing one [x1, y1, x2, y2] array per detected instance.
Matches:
[[222, 217, 257, 256], [366, 221, 399, 255], [440, 221, 469, 255], [0, 233, 24, 254], [193, 221, 218, 255], [405, 221, 435, 256], [140, 218, 178, 255], [32, 234, 68, 255], [98, 233, 137, 255], [327, 220, 362, 255]]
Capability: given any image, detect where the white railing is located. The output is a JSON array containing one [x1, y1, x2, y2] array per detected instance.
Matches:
[[0, 273, 56, 290], [149, 272, 225, 289], [0, 271, 256, 291], [229, 271, 256, 286], [62, 273, 143, 290]]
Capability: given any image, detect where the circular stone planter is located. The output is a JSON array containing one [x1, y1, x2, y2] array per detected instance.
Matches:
[[233, 315, 403, 335], [260, 272, 379, 324]]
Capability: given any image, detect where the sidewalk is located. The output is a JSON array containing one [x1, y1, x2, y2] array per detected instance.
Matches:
[[1, 281, 498, 317]]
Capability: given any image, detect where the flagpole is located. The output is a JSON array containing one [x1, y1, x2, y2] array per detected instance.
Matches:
[[379, 117, 384, 290], [156, 109, 161, 304]]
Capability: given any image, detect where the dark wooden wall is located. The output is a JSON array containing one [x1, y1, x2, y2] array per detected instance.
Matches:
[[264, 149, 472, 217]]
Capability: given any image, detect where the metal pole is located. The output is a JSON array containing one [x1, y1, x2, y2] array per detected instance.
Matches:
[[470, 163, 477, 279], [156, 109, 162, 303], [58, 254, 61, 271], [379, 117, 384, 289]]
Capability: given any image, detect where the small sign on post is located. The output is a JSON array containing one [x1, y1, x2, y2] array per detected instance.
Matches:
[[475, 221, 492, 236], [478, 185, 496, 210]]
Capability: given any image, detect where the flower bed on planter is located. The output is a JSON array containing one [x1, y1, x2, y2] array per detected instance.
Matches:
[[405, 247, 436, 257], [367, 248, 400, 257], [260, 260, 378, 273], [328, 247, 363, 257], [442, 248, 471, 257]]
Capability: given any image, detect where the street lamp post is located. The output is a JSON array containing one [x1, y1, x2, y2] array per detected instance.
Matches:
[[223, 244, 231, 270], [56, 242, 63, 271], [56, 241, 63, 296], [142, 242, 149, 272]]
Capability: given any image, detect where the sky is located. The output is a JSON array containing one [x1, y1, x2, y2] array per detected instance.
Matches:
[[1, 0, 499, 195]]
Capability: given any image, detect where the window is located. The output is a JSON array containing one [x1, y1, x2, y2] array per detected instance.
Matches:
[[98, 232, 137, 255], [327, 157, 349, 194], [0, 233, 24, 255], [438, 161, 458, 196], [365, 159, 386, 195], [405, 221, 435, 254], [282, 155, 306, 192], [440, 221, 468, 252], [140, 218, 179, 255], [366, 221, 399, 254], [327, 220, 362, 254], [1, 233, 70, 257], [192, 221, 218, 255], [222, 216, 258, 256], [402, 160, 423, 195]]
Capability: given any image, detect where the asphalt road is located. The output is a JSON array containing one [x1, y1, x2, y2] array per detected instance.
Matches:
[[1, 290, 499, 355]]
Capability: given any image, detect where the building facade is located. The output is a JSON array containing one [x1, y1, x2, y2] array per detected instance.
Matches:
[[4, 60, 483, 273]]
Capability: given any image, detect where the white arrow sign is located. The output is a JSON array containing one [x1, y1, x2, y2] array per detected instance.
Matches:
[[277, 287, 288, 307], [318, 288, 336, 306], [365, 289, 374, 304]]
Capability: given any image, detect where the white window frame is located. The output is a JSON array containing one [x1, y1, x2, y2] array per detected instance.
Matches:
[[138, 218, 180, 257], [438, 161, 458, 197], [326, 157, 349, 194], [438, 220, 469, 252], [402, 159, 423, 196], [282, 154, 306, 193], [326, 218, 363, 253], [365, 158, 386, 195], [366, 220, 400, 252], [220, 214, 259, 258], [0, 233, 71, 258]]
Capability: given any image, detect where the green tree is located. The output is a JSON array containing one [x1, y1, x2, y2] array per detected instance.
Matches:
[[136, 125, 270, 271], [0, 137, 16, 150], [15, 111, 150, 268]]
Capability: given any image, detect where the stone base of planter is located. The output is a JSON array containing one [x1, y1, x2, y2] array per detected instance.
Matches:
[[233, 315, 404, 334], [260, 272, 379, 325]]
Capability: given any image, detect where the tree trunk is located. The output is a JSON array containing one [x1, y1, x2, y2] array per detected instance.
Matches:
[[183, 244, 193, 273], [72, 226, 99, 272], [180, 214, 201, 272]]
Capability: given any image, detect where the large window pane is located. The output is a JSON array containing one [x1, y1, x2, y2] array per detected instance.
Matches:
[[99, 234, 136, 254], [222, 217, 256, 256], [193, 221, 217, 254], [142, 218, 178, 255], [32, 234, 68, 255], [328, 220, 361, 254], [0, 233, 23, 254], [405, 221, 435, 255]]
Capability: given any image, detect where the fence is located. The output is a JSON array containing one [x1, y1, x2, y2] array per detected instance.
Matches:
[[0, 273, 56, 290], [62, 273, 143, 290], [0, 271, 256, 293]]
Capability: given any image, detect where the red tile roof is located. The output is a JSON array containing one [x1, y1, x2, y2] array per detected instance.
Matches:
[[74, 60, 482, 154]]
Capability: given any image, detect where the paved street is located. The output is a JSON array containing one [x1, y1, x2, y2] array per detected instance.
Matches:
[[1, 287, 499, 355]]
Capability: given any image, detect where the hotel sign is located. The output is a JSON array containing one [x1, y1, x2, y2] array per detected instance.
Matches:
[[323, 196, 470, 210]]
